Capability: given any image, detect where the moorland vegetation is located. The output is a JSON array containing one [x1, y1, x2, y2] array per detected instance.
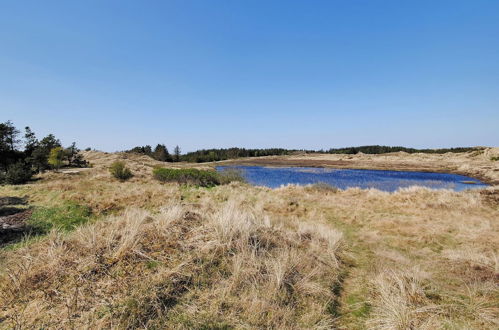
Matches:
[[0, 121, 497, 328]]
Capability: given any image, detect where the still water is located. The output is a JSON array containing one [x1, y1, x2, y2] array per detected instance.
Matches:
[[216, 166, 488, 192]]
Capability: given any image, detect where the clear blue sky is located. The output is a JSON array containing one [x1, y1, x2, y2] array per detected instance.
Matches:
[[1, 0, 498, 152]]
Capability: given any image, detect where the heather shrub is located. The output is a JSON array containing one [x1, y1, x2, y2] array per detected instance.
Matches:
[[110, 161, 133, 181], [153, 168, 220, 187]]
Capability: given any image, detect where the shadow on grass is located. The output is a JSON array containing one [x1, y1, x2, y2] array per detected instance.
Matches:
[[0, 196, 31, 246], [1, 199, 92, 249]]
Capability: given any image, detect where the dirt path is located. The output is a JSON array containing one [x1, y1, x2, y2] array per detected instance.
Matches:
[[0, 196, 31, 246]]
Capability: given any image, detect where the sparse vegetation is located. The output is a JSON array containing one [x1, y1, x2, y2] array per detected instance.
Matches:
[[109, 161, 133, 181]]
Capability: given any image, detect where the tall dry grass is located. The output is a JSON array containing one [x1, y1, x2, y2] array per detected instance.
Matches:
[[0, 194, 343, 329]]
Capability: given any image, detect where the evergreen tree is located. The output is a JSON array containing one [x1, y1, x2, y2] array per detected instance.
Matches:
[[64, 142, 78, 165], [153, 144, 171, 162], [39, 134, 61, 152], [174, 145, 181, 162], [30, 134, 62, 172], [0, 120, 20, 151], [0, 121, 22, 171], [24, 126, 38, 157]]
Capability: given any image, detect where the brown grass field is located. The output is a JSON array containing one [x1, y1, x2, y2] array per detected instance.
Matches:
[[0, 149, 498, 329]]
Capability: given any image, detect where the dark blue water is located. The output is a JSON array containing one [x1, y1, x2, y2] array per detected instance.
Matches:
[[216, 166, 488, 192]]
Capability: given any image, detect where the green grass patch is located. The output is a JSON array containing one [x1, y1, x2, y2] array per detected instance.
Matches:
[[28, 202, 93, 234]]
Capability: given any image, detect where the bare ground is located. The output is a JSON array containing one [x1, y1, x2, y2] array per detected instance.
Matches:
[[0, 197, 31, 246]]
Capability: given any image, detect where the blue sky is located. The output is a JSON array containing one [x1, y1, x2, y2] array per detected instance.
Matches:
[[1, 0, 498, 152]]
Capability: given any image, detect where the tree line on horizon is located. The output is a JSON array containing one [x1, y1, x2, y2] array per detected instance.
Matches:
[[324, 145, 481, 155], [126, 146, 293, 163], [126, 144, 480, 163], [126, 144, 181, 162], [0, 120, 87, 184]]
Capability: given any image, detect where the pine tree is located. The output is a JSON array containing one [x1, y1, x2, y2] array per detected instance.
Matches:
[[174, 145, 181, 162], [24, 126, 38, 157], [153, 144, 170, 162]]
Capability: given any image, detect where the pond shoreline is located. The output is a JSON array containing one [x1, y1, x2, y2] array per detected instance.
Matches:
[[217, 156, 498, 186], [216, 165, 488, 192]]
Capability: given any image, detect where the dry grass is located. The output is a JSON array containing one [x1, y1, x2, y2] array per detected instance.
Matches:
[[0, 150, 498, 329], [0, 194, 342, 328]]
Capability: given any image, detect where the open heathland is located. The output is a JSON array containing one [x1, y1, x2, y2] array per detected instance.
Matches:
[[0, 150, 498, 329]]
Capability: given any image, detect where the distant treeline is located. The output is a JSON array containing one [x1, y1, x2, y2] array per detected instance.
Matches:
[[324, 145, 481, 155], [127, 144, 481, 163], [126, 145, 293, 163], [1, 120, 87, 184], [182, 148, 292, 162], [126, 144, 181, 162]]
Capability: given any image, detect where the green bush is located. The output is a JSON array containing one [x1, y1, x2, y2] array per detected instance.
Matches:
[[110, 161, 133, 181], [48, 147, 64, 170], [28, 202, 92, 234], [153, 168, 221, 187], [4, 162, 33, 184], [491, 156, 499, 161]]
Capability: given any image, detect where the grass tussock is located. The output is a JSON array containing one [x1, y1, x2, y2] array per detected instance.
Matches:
[[0, 197, 343, 329]]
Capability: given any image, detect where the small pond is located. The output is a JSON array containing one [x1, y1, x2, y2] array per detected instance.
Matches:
[[216, 166, 488, 192]]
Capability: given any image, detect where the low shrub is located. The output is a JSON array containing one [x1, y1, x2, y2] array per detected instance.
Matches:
[[3, 162, 33, 185], [491, 156, 499, 161], [153, 168, 221, 187], [109, 161, 133, 181]]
